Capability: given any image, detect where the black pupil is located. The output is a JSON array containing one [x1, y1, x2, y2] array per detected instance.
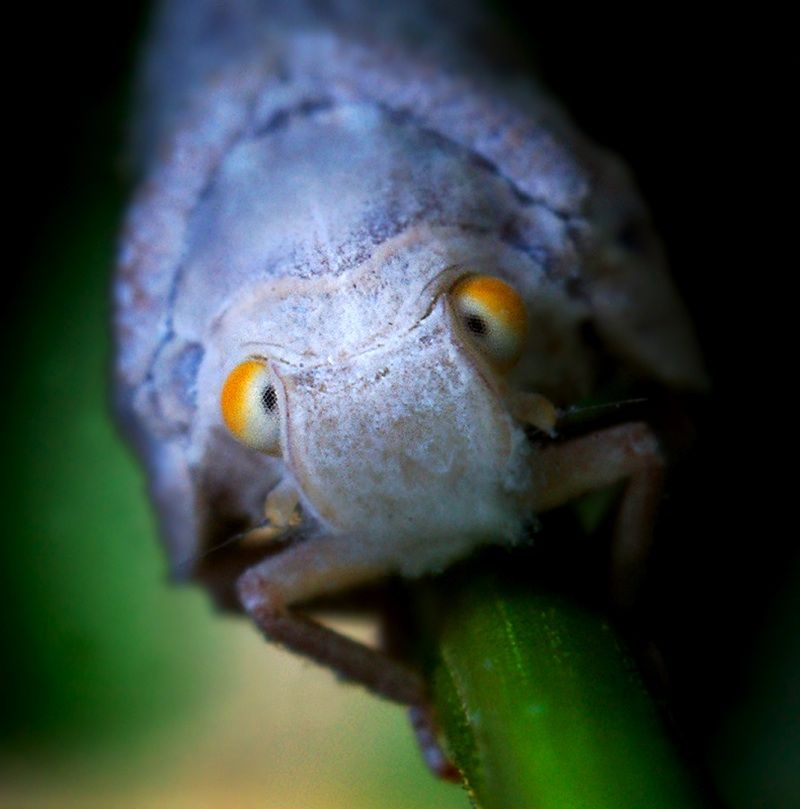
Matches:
[[261, 385, 277, 413], [465, 314, 488, 336]]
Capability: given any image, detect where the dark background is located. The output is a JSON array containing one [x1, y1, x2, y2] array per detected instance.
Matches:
[[5, 3, 791, 807]]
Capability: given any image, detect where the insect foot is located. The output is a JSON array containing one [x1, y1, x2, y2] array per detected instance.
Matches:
[[409, 704, 462, 782]]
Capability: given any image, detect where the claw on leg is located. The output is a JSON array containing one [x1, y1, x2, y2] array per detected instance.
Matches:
[[409, 703, 461, 781]]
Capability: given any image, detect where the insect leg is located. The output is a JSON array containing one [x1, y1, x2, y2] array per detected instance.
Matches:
[[238, 477, 302, 547], [530, 422, 665, 605], [612, 459, 665, 608], [263, 477, 301, 527], [508, 391, 559, 436], [236, 537, 426, 706], [377, 592, 459, 780]]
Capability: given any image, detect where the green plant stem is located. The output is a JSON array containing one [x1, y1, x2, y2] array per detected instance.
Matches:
[[414, 560, 709, 809]]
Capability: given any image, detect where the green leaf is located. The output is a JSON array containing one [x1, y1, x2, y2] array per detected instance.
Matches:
[[414, 558, 709, 809]]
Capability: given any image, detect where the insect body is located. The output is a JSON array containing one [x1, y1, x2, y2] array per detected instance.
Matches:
[[114, 0, 705, 775]]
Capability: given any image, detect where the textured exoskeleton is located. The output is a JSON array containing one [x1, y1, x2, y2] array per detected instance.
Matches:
[[113, 0, 706, 776]]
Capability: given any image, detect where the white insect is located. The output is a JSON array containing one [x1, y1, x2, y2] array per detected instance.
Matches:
[[113, 0, 705, 776]]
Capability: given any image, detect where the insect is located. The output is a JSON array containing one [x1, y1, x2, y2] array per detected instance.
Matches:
[[114, 0, 706, 777]]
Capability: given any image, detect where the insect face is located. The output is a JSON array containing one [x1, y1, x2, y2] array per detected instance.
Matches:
[[218, 275, 534, 575]]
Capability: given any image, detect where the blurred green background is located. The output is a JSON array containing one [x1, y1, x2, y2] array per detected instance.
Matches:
[[2, 4, 795, 808]]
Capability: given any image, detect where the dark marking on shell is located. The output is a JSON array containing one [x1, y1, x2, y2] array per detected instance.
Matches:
[[252, 97, 336, 138]]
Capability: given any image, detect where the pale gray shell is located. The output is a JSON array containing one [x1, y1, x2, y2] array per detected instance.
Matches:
[[113, 0, 706, 587]]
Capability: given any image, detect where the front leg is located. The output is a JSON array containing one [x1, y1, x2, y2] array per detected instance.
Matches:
[[530, 421, 665, 605], [236, 535, 425, 706], [236, 536, 461, 778]]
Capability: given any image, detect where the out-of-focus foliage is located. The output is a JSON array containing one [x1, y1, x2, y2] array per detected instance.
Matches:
[[2, 196, 213, 747]]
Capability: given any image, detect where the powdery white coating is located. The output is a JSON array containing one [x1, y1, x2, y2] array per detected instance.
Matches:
[[114, 0, 707, 591], [275, 300, 531, 576]]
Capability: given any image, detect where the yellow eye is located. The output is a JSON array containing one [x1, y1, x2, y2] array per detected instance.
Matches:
[[450, 275, 528, 369], [220, 358, 281, 453]]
